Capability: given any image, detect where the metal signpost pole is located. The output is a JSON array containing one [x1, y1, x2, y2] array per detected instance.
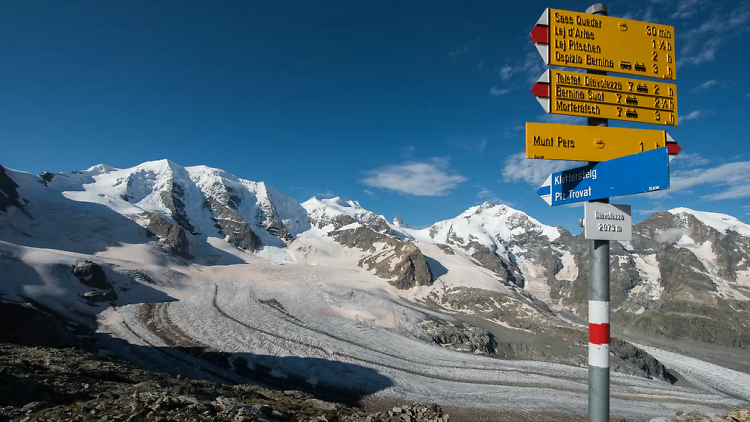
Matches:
[[586, 3, 610, 422]]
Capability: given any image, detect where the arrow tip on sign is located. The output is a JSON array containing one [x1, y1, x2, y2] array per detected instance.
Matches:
[[666, 133, 682, 160], [534, 43, 549, 64], [536, 8, 549, 26], [536, 96, 551, 113], [538, 174, 552, 206]]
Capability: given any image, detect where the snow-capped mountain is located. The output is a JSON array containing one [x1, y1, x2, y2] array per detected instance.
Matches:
[[1, 160, 309, 261], [2, 160, 750, 416]]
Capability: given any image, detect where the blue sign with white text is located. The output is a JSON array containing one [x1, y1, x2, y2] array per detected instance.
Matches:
[[537, 147, 670, 206]]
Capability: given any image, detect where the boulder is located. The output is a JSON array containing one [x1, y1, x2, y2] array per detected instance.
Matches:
[[72, 260, 112, 290], [141, 212, 191, 258]]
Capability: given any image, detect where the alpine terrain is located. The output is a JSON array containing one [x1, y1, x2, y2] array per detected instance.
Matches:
[[1, 160, 749, 421]]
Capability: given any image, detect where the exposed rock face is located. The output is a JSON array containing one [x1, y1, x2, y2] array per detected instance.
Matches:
[[72, 260, 112, 290], [39, 171, 54, 183], [466, 241, 525, 288], [421, 320, 496, 354], [610, 338, 677, 382], [140, 212, 191, 258], [158, 177, 198, 235], [333, 226, 433, 289], [0, 165, 23, 213], [543, 210, 750, 348], [200, 181, 263, 251]]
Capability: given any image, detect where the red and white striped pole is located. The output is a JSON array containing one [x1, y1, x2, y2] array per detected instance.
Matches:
[[585, 4, 611, 422], [588, 300, 610, 369]]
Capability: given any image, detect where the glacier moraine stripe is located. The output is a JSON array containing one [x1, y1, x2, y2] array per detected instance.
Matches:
[[588, 300, 609, 324], [588, 343, 610, 368]]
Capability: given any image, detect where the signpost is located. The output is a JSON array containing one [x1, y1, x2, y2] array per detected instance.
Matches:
[[532, 69, 678, 125], [525, 4, 680, 420], [530, 8, 676, 80], [526, 122, 681, 162], [583, 202, 632, 241], [537, 147, 670, 206]]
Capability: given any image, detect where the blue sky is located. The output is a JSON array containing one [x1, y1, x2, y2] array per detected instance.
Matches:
[[1, 0, 749, 232]]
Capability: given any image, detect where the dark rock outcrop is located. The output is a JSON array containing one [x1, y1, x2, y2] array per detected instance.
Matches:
[[141, 212, 191, 258], [0, 165, 23, 213], [421, 320, 496, 354], [83, 290, 118, 302], [40, 171, 55, 184], [610, 338, 677, 383], [201, 182, 263, 251], [333, 227, 433, 289], [466, 241, 525, 288], [158, 178, 198, 235], [72, 260, 112, 290]]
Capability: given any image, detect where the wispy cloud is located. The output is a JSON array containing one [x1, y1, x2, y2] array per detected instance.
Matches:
[[667, 161, 750, 200], [670, 152, 710, 168], [692, 79, 718, 92], [363, 189, 374, 196], [499, 65, 513, 81], [501, 152, 578, 186], [476, 61, 484, 70], [445, 135, 488, 153], [401, 146, 415, 159], [499, 48, 546, 86], [744, 205, 750, 215], [489, 86, 512, 97], [361, 157, 467, 196], [448, 37, 482, 59], [680, 2, 750, 65], [622, 6, 654, 23], [681, 110, 711, 121], [670, 0, 703, 19], [476, 188, 512, 206]]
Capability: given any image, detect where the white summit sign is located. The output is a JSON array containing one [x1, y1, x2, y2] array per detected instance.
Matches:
[[583, 202, 632, 241]]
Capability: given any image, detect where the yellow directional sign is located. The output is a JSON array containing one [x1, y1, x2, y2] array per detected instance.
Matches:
[[533, 69, 678, 126], [532, 8, 676, 80], [526, 122, 681, 162]]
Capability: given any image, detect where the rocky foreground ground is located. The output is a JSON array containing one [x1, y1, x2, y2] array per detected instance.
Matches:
[[0, 300, 747, 422]]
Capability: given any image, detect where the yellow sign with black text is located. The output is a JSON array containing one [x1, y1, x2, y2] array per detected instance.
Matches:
[[546, 8, 676, 80], [544, 69, 677, 125], [526, 122, 676, 162]]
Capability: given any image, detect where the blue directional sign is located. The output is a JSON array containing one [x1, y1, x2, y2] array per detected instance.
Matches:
[[537, 147, 670, 206]]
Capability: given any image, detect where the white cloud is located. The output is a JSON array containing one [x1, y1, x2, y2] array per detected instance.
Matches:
[[501, 152, 579, 186], [445, 135, 488, 153], [361, 157, 468, 196], [363, 189, 374, 196], [744, 205, 750, 215], [670, 152, 710, 168], [671, 0, 702, 19], [489, 86, 512, 97], [692, 79, 717, 92], [401, 145, 415, 158], [668, 160, 750, 200], [499, 65, 513, 81], [680, 2, 750, 65], [681, 110, 709, 121]]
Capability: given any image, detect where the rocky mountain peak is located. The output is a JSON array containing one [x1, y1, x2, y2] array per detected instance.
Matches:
[[393, 215, 410, 228]]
